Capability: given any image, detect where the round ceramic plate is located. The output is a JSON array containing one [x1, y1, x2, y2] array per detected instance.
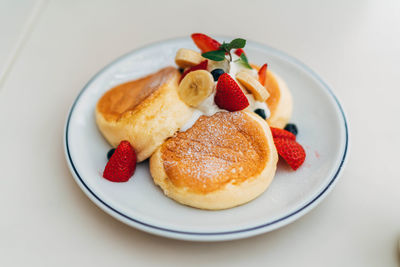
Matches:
[[64, 37, 348, 241]]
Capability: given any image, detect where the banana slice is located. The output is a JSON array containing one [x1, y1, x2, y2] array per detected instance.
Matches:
[[239, 68, 258, 79], [178, 70, 214, 107], [236, 71, 270, 101], [175, 48, 204, 68]]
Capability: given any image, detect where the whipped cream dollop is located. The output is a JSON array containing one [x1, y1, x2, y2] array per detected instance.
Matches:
[[179, 58, 270, 132]]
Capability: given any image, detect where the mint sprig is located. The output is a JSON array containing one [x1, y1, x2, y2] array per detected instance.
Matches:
[[201, 50, 226, 61], [202, 38, 247, 62], [235, 53, 252, 69]]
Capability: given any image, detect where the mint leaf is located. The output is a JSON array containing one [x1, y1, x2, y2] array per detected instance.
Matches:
[[219, 42, 231, 53], [229, 38, 246, 49], [202, 38, 247, 62], [235, 53, 252, 69], [202, 50, 226, 61]]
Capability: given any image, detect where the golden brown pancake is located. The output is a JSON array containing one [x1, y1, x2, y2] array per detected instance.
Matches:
[[96, 67, 193, 161], [97, 67, 175, 121], [150, 111, 278, 210], [264, 70, 293, 128], [251, 65, 293, 128]]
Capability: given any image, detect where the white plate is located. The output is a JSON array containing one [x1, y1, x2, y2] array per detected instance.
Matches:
[[64, 37, 348, 241]]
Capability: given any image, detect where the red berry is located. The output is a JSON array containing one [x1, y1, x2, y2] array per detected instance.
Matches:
[[270, 127, 296, 141], [191, 33, 221, 53], [274, 138, 306, 170], [234, 48, 245, 56], [179, 60, 208, 82], [258, 63, 268, 86], [214, 73, 249, 111], [103, 141, 137, 182]]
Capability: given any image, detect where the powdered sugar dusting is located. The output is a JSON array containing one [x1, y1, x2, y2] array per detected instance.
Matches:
[[162, 111, 268, 193]]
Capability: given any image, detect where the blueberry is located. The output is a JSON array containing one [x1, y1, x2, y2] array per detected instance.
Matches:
[[284, 123, 298, 136], [211, 69, 225, 81], [107, 148, 116, 160], [254, 109, 266, 119], [178, 68, 184, 74]]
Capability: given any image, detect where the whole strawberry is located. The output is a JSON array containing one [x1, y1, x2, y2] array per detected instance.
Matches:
[[274, 138, 306, 170], [214, 73, 249, 111], [270, 127, 296, 141], [103, 140, 137, 182]]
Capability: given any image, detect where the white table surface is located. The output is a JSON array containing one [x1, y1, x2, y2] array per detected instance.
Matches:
[[1, 0, 399, 266]]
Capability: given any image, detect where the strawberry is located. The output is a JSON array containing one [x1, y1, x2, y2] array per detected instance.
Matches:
[[214, 73, 249, 111], [180, 60, 208, 82], [191, 33, 221, 53], [270, 127, 296, 141], [234, 48, 245, 56], [274, 138, 306, 170], [103, 140, 137, 182], [258, 63, 268, 86]]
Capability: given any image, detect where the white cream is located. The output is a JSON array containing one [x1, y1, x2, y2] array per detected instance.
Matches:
[[228, 54, 258, 78], [179, 91, 224, 132], [245, 93, 271, 117], [179, 59, 270, 132]]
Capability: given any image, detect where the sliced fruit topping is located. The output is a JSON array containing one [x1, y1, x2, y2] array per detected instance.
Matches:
[[254, 108, 266, 119], [175, 48, 204, 68], [236, 71, 270, 101], [273, 138, 305, 170], [103, 140, 137, 182], [270, 125, 305, 170], [239, 68, 258, 78], [191, 33, 221, 53], [210, 68, 225, 81], [178, 70, 214, 107], [284, 123, 298, 136], [180, 60, 208, 82], [270, 127, 296, 141], [107, 148, 115, 160], [234, 48, 245, 56], [214, 73, 249, 111], [258, 63, 268, 86]]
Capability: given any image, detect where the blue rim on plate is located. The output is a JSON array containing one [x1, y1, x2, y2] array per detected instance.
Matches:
[[64, 37, 348, 240]]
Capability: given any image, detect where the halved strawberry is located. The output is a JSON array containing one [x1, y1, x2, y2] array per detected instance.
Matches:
[[191, 33, 221, 53], [214, 73, 249, 111], [258, 63, 268, 86], [234, 48, 245, 56], [270, 127, 296, 141], [180, 60, 208, 82], [274, 138, 306, 170], [103, 141, 137, 182]]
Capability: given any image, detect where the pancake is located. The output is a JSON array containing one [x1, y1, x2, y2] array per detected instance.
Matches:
[[264, 70, 293, 128], [150, 111, 278, 210], [251, 65, 293, 128], [96, 67, 193, 162]]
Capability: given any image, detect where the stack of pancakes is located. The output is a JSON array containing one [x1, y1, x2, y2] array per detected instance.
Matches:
[[96, 66, 292, 210]]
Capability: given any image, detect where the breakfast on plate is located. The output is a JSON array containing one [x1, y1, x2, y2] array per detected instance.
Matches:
[[95, 33, 306, 210], [96, 67, 191, 161]]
